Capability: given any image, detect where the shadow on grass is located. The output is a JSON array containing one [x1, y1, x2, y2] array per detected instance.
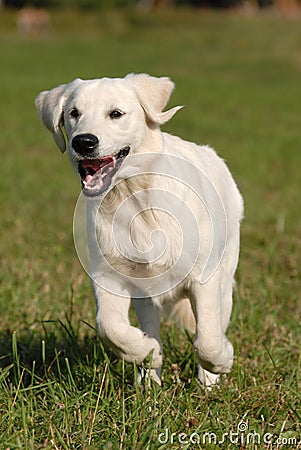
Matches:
[[0, 315, 198, 393], [0, 317, 127, 390]]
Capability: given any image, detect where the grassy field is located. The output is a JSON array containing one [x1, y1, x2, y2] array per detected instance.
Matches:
[[0, 7, 300, 449]]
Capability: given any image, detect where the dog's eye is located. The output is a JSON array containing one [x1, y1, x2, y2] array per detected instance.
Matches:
[[70, 108, 80, 119], [109, 110, 123, 119]]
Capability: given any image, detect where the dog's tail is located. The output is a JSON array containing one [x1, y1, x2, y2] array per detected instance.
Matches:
[[165, 299, 196, 334]]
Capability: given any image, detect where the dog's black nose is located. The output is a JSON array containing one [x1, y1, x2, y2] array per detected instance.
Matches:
[[72, 134, 99, 155]]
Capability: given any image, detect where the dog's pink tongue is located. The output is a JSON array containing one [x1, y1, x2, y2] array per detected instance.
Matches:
[[82, 156, 114, 172]]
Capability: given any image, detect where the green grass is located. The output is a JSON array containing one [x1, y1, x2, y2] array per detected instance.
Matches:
[[0, 7, 300, 449]]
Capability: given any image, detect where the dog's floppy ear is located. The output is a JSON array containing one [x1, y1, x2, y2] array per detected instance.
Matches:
[[125, 73, 183, 125], [35, 78, 82, 153]]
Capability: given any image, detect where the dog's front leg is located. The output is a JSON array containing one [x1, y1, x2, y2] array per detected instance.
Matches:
[[132, 297, 162, 385], [189, 278, 234, 386], [94, 285, 163, 370]]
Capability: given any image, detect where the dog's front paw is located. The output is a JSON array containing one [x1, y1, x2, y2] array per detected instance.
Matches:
[[143, 337, 163, 369], [212, 339, 234, 373], [196, 338, 233, 375], [198, 366, 220, 388]]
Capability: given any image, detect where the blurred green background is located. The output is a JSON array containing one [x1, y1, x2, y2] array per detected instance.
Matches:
[[0, 3, 300, 448]]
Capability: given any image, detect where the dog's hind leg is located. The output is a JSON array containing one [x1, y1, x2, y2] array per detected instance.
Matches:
[[94, 285, 162, 375], [132, 297, 162, 385], [189, 277, 234, 386]]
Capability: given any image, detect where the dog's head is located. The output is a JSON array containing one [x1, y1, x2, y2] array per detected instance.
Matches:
[[35, 73, 183, 197]]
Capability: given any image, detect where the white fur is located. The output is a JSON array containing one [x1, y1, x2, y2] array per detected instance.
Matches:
[[36, 74, 243, 387]]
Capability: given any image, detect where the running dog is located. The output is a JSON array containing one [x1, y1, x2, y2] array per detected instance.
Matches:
[[36, 74, 243, 386]]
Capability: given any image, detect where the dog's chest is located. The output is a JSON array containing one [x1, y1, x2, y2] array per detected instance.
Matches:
[[89, 176, 213, 283], [95, 205, 182, 271]]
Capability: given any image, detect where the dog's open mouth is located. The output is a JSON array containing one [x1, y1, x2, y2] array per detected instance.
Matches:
[[77, 147, 130, 197]]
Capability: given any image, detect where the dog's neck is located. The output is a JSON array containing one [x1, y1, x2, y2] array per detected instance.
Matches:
[[98, 127, 165, 215]]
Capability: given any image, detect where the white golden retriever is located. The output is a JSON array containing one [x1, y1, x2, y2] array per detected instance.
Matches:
[[36, 74, 243, 386]]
